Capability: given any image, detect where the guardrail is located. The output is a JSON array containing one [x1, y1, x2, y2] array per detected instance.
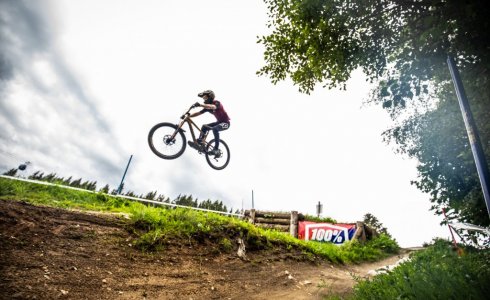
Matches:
[[0, 175, 244, 217]]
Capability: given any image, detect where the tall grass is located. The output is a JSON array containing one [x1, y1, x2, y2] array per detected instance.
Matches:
[[347, 239, 490, 299], [0, 177, 398, 263]]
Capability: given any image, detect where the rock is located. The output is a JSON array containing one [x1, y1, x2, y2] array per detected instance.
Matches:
[[60, 290, 68, 295], [102, 279, 107, 284], [237, 238, 246, 259]]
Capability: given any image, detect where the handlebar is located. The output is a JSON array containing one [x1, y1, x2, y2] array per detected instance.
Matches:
[[180, 103, 200, 119]]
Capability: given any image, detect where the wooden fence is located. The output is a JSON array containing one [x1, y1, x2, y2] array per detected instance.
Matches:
[[244, 209, 376, 241], [244, 209, 301, 237]]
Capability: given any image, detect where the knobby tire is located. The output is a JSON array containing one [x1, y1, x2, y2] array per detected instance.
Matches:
[[205, 139, 230, 170], [148, 122, 186, 160]]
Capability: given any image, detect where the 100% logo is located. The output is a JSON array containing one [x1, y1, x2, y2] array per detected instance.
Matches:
[[310, 228, 345, 243]]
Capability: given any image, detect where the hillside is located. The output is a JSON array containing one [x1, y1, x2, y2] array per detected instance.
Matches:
[[0, 199, 407, 300]]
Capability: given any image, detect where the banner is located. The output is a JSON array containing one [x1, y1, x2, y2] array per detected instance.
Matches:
[[298, 221, 357, 245]]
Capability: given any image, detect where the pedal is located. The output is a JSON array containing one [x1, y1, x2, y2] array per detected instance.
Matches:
[[188, 141, 203, 152]]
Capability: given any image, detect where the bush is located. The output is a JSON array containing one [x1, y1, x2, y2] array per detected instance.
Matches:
[[351, 239, 490, 299]]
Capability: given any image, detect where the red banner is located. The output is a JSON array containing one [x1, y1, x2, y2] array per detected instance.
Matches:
[[298, 221, 357, 245]]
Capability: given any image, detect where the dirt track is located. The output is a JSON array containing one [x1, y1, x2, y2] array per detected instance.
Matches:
[[0, 199, 407, 299]]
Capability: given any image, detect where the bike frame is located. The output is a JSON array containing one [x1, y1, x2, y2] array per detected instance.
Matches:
[[172, 107, 210, 144]]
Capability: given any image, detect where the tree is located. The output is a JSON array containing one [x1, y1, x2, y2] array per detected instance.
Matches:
[[258, 0, 490, 226], [63, 176, 73, 186], [144, 191, 157, 200], [156, 194, 170, 203], [100, 184, 110, 194], [173, 194, 197, 207], [363, 213, 391, 237], [125, 190, 136, 197], [70, 178, 82, 188], [3, 168, 17, 176], [29, 171, 43, 180]]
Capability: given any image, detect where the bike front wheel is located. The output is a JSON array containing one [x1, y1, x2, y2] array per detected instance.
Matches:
[[148, 122, 186, 159], [205, 139, 230, 170]]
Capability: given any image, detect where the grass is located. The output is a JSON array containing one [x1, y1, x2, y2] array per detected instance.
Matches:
[[327, 239, 490, 300], [0, 176, 399, 263]]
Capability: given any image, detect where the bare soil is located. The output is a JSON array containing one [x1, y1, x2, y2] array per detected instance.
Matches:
[[0, 199, 408, 299]]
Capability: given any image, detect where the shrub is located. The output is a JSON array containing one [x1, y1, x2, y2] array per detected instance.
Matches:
[[351, 239, 490, 299]]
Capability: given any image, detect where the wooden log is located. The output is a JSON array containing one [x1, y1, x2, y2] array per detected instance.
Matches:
[[255, 217, 290, 225], [255, 223, 289, 231], [248, 209, 256, 224], [254, 211, 291, 219], [290, 211, 298, 238]]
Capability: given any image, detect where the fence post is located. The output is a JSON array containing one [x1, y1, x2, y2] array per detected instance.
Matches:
[[290, 211, 298, 238], [248, 209, 256, 224], [354, 221, 366, 241]]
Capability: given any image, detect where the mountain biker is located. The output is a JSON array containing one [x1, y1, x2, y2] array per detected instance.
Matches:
[[188, 90, 230, 156]]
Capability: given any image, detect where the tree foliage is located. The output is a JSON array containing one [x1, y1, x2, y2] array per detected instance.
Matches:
[[363, 213, 391, 237], [3, 168, 18, 176], [5, 169, 234, 214], [258, 0, 490, 227]]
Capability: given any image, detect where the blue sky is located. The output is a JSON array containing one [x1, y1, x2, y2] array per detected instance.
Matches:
[[0, 0, 451, 247]]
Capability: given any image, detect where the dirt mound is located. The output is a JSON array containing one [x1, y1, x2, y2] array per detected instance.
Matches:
[[0, 200, 406, 299]]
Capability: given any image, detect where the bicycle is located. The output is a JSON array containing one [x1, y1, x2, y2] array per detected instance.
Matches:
[[148, 103, 231, 170]]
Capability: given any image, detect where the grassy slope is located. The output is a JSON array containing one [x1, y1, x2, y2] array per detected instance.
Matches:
[[0, 177, 398, 264], [3, 177, 488, 299]]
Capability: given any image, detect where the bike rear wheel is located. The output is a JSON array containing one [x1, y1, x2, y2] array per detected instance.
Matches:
[[148, 122, 186, 159], [205, 139, 230, 170]]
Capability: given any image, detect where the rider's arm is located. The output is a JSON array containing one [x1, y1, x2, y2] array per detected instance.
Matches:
[[200, 103, 217, 110], [189, 110, 204, 118]]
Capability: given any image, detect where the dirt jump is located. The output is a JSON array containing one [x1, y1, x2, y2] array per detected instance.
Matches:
[[0, 199, 409, 299]]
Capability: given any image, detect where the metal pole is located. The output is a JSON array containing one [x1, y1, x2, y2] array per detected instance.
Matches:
[[117, 155, 133, 194], [252, 190, 254, 209], [447, 55, 490, 216], [316, 201, 323, 218]]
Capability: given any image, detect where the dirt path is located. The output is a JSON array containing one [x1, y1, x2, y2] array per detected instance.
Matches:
[[0, 200, 409, 300]]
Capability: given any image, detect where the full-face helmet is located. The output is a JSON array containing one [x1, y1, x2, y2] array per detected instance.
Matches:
[[197, 90, 215, 104]]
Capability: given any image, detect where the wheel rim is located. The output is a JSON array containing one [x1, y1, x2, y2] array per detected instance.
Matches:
[[205, 140, 230, 170], [149, 124, 185, 159]]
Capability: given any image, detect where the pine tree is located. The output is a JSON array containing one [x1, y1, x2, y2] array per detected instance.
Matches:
[[144, 191, 157, 200], [100, 184, 110, 194], [71, 178, 82, 188], [3, 168, 17, 176]]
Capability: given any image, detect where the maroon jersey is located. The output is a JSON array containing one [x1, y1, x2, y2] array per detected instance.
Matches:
[[201, 100, 230, 123]]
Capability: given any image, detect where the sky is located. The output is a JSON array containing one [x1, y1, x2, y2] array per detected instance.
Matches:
[[0, 0, 452, 247]]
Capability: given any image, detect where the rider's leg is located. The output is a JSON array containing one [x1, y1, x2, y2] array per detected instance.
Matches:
[[199, 123, 215, 144], [211, 122, 230, 149]]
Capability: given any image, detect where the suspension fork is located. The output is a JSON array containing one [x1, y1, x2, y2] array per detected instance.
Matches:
[[169, 119, 186, 141]]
